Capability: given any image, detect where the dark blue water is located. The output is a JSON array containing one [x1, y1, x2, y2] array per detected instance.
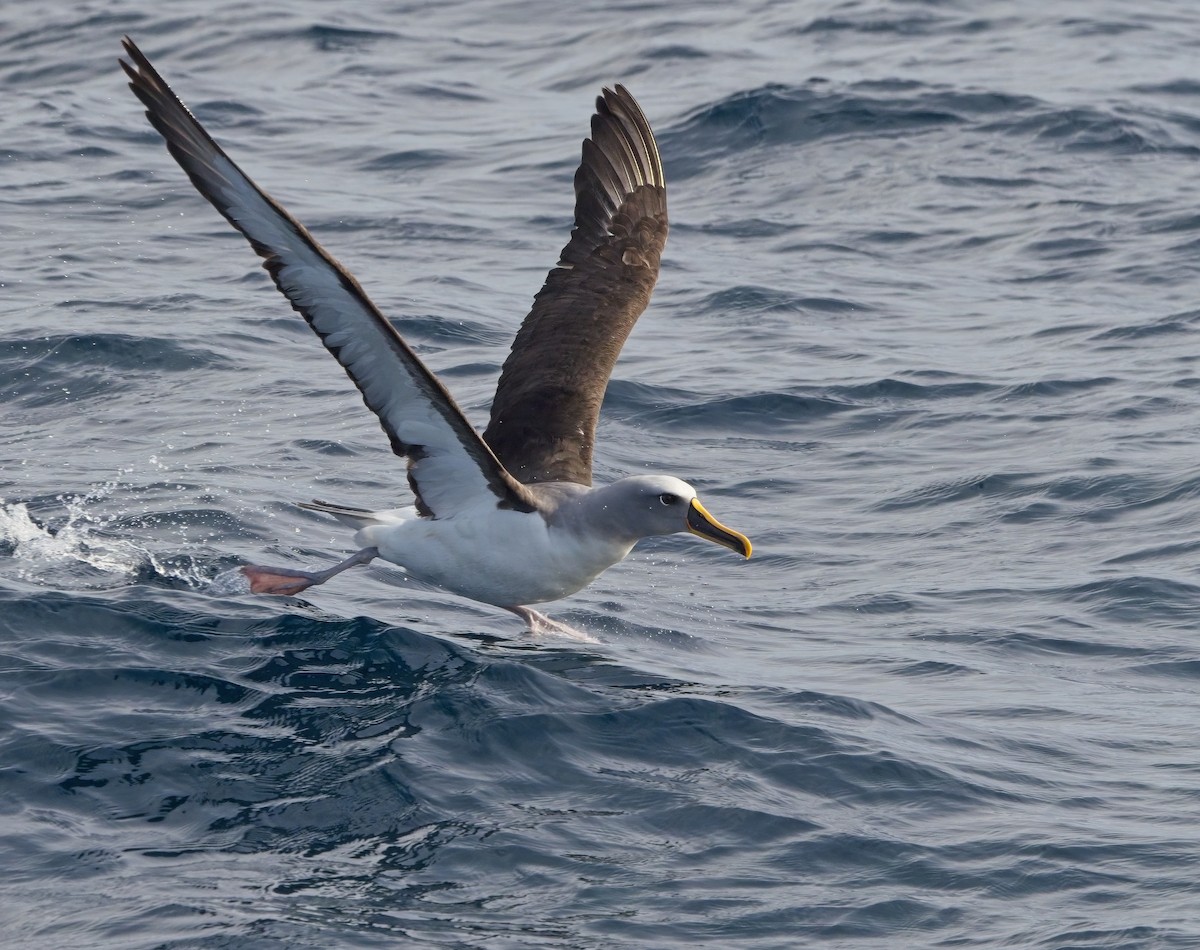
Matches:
[[5, 1, 1200, 946]]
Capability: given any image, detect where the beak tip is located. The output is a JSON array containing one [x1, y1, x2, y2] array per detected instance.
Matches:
[[686, 499, 752, 559]]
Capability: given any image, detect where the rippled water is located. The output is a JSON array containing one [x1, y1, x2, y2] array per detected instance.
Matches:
[[5, 1, 1200, 947]]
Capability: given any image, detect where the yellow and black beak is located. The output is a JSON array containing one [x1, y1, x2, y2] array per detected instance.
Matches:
[[686, 498, 752, 558]]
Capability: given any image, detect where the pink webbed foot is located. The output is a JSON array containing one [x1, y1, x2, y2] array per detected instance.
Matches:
[[506, 606, 599, 643], [241, 565, 322, 596], [241, 547, 378, 597]]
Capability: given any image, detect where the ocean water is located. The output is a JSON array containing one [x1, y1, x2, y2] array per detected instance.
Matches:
[[4, 0, 1200, 946]]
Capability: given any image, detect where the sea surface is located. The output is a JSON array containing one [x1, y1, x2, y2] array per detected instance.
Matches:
[[4, 1, 1200, 947]]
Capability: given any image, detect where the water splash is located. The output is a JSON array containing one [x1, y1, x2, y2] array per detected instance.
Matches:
[[0, 496, 210, 590], [208, 566, 253, 596]]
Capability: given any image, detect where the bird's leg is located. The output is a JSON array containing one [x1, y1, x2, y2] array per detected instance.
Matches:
[[505, 605, 599, 643], [241, 547, 379, 596]]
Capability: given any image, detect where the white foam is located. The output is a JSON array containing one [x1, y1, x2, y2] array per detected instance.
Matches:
[[0, 496, 208, 590]]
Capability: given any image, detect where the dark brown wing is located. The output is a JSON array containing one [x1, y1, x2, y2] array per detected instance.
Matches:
[[482, 86, 668, 485], [120, 37, 537, 517]]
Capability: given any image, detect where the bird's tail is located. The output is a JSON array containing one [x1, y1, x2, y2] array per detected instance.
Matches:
[[298, 499, 386, 530]]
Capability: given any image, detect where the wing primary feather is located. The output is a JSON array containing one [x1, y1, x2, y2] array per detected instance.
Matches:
[[607, 87, 662, 183]]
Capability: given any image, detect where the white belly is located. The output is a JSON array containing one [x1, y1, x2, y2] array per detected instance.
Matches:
[[356, 507, 633, 606]]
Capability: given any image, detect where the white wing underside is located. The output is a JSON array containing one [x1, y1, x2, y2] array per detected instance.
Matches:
[[121, 39, 536, 519]]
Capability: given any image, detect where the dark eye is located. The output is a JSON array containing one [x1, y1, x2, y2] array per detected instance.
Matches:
[[658, 493, 678, 506]]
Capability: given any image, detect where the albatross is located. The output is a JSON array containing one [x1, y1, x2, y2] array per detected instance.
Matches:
[[120, 37, 751, 635]]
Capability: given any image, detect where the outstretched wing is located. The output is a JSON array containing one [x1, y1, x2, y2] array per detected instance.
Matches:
[[482, 86, 668, 486], [121, 37, 536, 518]]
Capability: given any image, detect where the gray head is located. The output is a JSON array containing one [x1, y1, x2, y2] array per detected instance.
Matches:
[[591, 474, 752, 556]]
